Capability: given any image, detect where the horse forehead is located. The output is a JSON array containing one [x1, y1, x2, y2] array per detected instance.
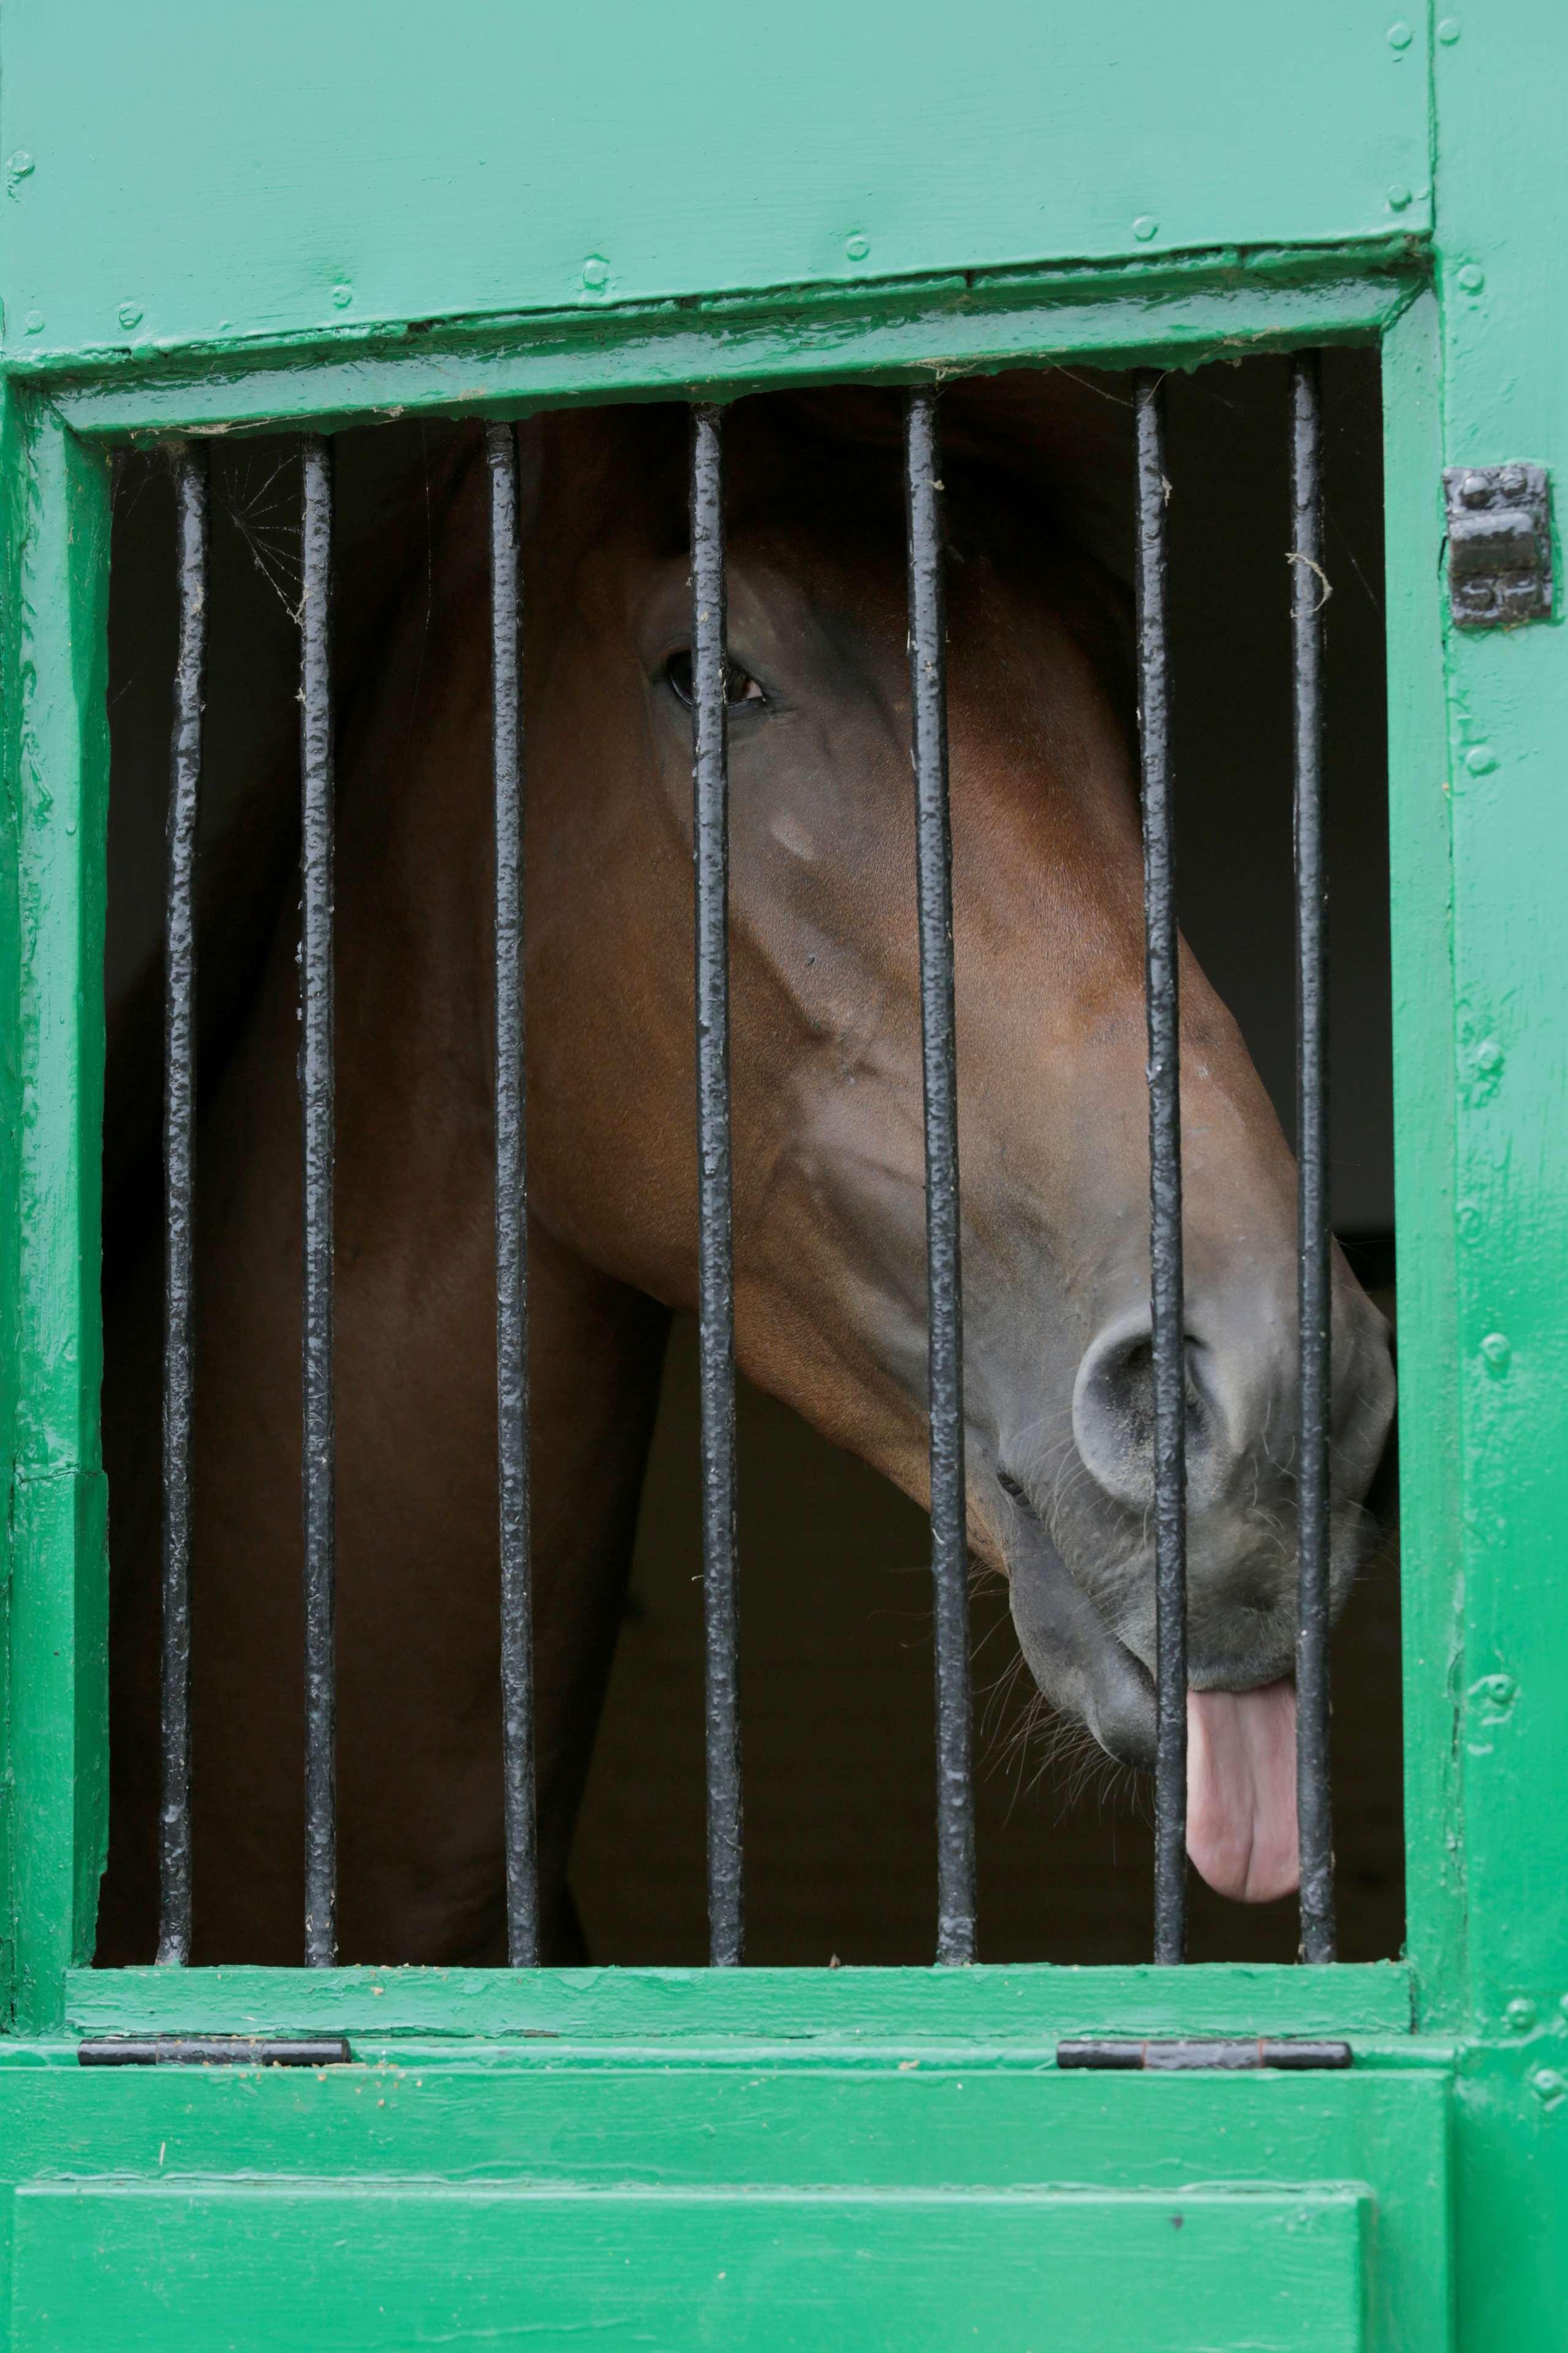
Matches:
[[728, 512, 906, 621]]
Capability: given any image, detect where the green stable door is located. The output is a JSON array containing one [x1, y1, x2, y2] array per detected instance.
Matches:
[[1, 4, 1566, 2347]]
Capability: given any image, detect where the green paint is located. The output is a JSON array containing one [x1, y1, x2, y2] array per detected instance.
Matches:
[[2, 1, 1429, 365], [1426, 2, 1568, 2344], [10, 1473, 105, 2032], [0, 1, 1564, 2342], [11, 2184, 1369, 2352], [50, 249, 1419, 443], [6, 405, 110, 2035], [1380, 293, 1466, 2034], [51, 255, 1420, 447], [0, 380, 23, 2031], [63, 1959, 1417, 2043], [0, 2063, 1461, 2351], [10, 406, 110, 1478]]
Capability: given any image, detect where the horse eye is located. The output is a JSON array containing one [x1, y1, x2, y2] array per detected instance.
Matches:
[[662, 651, 765, 711]]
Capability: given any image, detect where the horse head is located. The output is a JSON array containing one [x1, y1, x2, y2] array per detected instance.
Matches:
[[518, 384, 1395, 1907]]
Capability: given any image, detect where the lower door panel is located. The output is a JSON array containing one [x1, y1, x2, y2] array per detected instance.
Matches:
[[13, 2181, 1367, 2352]]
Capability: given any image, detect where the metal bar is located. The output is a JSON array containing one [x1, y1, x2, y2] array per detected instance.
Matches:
[[1290, 351, 1337, 1964], [691, 403, 743, 1967], [905, 387, 977, 1967], [156, 444, 208, 1969], [488, 420, 540, 1968], [1132, 371, 1187, 1966], [79, 2037, 352, 2069], [1058, 2039, 1352, 2073], [299, 434, 337, 1969]]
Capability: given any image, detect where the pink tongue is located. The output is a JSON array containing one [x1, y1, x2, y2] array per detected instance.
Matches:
[[1186, 1682, 1300, 1903]]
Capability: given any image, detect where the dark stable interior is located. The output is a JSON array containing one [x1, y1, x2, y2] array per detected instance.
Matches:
[[102, 348, 1399, 1969]]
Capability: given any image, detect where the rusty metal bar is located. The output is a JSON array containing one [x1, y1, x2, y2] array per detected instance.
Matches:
[[905, 387, 977, 1967], [1058, 2038, 1352, 2072], [488, 420, 540, 1969], [1290, 351, 1336, 1964], [156, 443, 208, 1969], [299, 434, 337, 1969], [1133, 371, 1188, 1967], [691, 403, 743, 1967], [80, 2037, 352, 2068]]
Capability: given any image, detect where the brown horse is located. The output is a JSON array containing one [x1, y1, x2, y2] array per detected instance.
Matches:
[[99, 386, 1395, 1966]]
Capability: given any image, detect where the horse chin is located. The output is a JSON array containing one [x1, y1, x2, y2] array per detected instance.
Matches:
[[1004, 1507, 1156, 1774]]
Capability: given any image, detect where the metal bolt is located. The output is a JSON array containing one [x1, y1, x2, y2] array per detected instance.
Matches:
[[1481, 1332, 1511, 1372], [23, 310, 43, 335], [1466, 745, 1498, 775], [1458, 262, 1486, 293], [1474, 1038, 1503, 1072], [581, 256, 610, 291], [1133, 215, 1159, 242], [331, 284, 352, 310], [1532, 2069, 1567, 2108], [117, 302, 143, 331], [1387, 184, 1413, 211], [1387, 20, 1414, 47], [1437, 15, 1462, 39], [1507, 1998, 1538, 2032], [844, 232, 870, 261], [6, 151, 34, 181]]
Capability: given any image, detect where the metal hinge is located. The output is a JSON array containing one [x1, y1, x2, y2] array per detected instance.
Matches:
[[1057, 2037, 1352, 2073], [78, 2035, 351, 2068], [1444, 463, 1554, 628]]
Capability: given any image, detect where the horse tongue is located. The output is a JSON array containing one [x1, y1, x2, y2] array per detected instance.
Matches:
[[1185, 1682, 1300, 1903]]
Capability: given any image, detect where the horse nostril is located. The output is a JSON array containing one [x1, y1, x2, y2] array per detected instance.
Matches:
[[1071, 1311, 1210, 1511]]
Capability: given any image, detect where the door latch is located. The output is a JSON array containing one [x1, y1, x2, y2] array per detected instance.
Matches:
[[1444, 464, 1553, 628]]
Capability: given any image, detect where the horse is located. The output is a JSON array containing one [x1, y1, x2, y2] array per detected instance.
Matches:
[[97, 382, 1396, 1966]]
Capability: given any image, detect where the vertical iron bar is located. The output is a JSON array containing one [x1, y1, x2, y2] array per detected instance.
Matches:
[[905, 387, 977, 1967], [488, 421, 540, 1967], [1133, 372, 1188, 1966], [691, 404, 743, 1967], [156, 444, 208, 1968], [1290, 352, 1336, 1963], [299, 435, 337, 1969]]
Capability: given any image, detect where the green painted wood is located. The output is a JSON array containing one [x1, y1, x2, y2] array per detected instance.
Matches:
[[0, 2052, 1458, 2198], [59, 262, 1418, 439], [10, 1475, 105, 2033], [10, 405, 110, 1477], [64, 1960, 1417, 2043], [1424, 2, 1568, 2346], [1431, 0, 1568, 2042], [6, 405, 112, 2036], [1455, 2041, 1568, 2353], [1379, 295, 1466, 2034], [0, 380, 20, 1529], [0, 379, 21, 2029], [10, 2183, 1368, 2353], [4, 6, 1567, 2340], [48, 253, 1416, 441], [0, 2062, 1458, 2349], [2, 1, 1430, 368]]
